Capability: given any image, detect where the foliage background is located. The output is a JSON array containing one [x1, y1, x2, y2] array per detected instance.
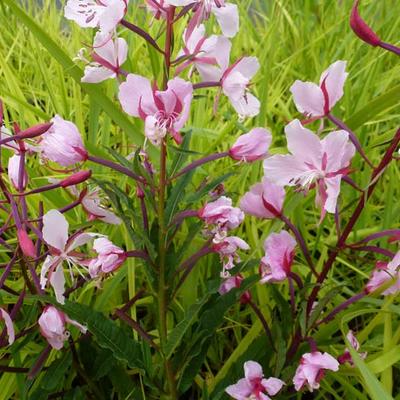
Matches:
[[1, 0, 400, 398]]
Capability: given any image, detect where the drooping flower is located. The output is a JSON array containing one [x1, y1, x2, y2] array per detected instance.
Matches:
[[365, 251, 400, 295], [199, 196, 244, 239], [260, 230, 296, 283], [176, 24, 231, 81], [219, 274, 251, 303], [38, 306, 87, 350], [221, 57, 260, 118], [40, 210, 97, 304], [119, 75, 193, 145], [213, 236, 249, 277], [38, 115, 88, 167], [89, 237, 127, 278], [293, 351, 339, 392], [226, 360, 285, 400], [290, 60, 348, 118], [338, 330, 367, 366], [64, 0, 129, 33], [229, 128, 272, 162], [166, 0, 239, 38], [263, 119, 355, 217], [0, 308, 15, 345], [240, 178, 285, 219], [82, 31, 128, 83]]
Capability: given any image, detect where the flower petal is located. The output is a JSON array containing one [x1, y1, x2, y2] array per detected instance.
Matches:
[[42, 210, 69, 251], [290, 80, 325, 117]]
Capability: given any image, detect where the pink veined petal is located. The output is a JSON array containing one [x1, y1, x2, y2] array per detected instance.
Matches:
[[302, 364, 320, 391], [185, 24, 206, 53], [262, 377, 285, 396], [83, 199, 121, 224], [244, 360, 263, 380], [50, 263, 66, 305], [324, 176, 342, 214], [67, 232, 98, 252], [229, 92, 260, 118], [319, 60, 348, 111], [98, 0, 126, 33], [93, 31, 117, 64], [225, 377, 253, 399], [40, 255, 60, 290], [116, 37, 128, 65], [284, 119, 322, 166], [290, 80, 325, 117], [347, 330, 360, 351], [231, 57, 260, 80], [42, 209, 69, 251], [262, 178, 285, 215], [0, 308, 15, 345], [321, 130, 353, 172], [258, 394, 272, 400], [82, 66, 116, 83], [212, 3, 239, 38], [263, 154, 308, 187], [118, 74, 156, 117]]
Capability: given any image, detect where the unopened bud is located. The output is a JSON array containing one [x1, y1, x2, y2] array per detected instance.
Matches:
[[19, 122, 53, 139], [60, 170, 92, 188], [17, 229, 36, 258], [350, 0, 381, 47]]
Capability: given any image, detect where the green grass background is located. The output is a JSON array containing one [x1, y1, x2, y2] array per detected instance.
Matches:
[[1, 0, 400, 398]]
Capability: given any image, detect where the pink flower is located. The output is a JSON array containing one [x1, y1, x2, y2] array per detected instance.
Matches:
[[8, 154, 28, 190], [226, 360, 285, 400], [199, 196, 244, 237], [365, 251, 400, 295], [293, 351, 339, 392], [40, 210, 97, 304], [219, 274, 243, 295], [64, 0, 128, 33], [260, 230, 296, 283], [350, 1, 381, 47], [240, 178, 285, 219], [89, 237, 126, 278], [176, 24, 231, 82], [0, 308, 15, 345], [263, 119, 355, 217], [290, 60, 348, 118], [166, 0, 239, 38], [38, 306, 87, 350], [338, 330, 367, 366], [82, 32, 128, 83], [229, 128, 272, 162], [119, 75, 193, 145], [221, 57, 260, 118], [39, 116, 87, 167], [213, 236, 249, 277]]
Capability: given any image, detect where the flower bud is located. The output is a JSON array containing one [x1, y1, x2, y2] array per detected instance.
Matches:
[[17, 229, 36, 258], [350, 0, 381, 47], [60, 170, 92, 188], [19, 122, 53, 139], [229, 128, 271, 162]]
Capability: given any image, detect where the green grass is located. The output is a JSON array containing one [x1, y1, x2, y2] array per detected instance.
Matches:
[[1, 0, 400, 398]]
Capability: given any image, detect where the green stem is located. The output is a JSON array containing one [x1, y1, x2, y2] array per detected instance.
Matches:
[[157, 6, 178, 399]]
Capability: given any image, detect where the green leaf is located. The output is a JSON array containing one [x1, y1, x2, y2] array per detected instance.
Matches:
[[164, 295, 210, 359], [3, 0, 153, 152], [43, 297, 146, 372], [345, 84, 400, 130]]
